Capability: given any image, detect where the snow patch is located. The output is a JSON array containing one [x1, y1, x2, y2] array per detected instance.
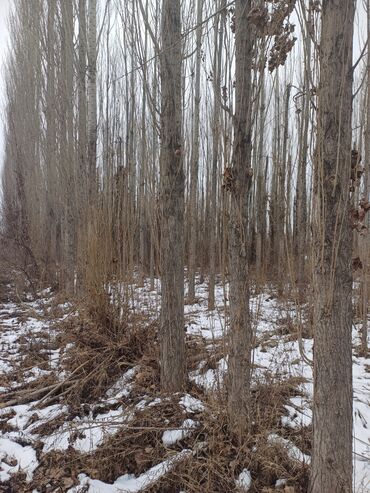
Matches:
[[68, 450, 191, 492], [179, 394, 204, 413], [235, 469, 252, 491], [0, 438, 38, 482], [162, 419, 197, 446], [268, 433, 310, 463], [42, 407, 124, 454]]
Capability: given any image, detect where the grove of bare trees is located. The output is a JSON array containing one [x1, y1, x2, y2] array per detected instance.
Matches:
[[0, 0, 368, 490]]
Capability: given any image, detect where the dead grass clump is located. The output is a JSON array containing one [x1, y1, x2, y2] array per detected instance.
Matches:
[[165, 393, 309, 493], [60, 294, 159, 405], [73, 378, 309, 493], [18, 337, 52, 371], [282, 424, 312, 457], [20, 374, 310, 492], [31, 450, 84, 492], [131, 358, 160, 396], [4, 470, 29, 493], [85, 398, 186, 482], [152, 377, 309, 493], [252, 376, 307, 432]]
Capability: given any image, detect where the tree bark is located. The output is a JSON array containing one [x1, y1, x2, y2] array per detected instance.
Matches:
[[61, 0, 76, 293], [361, 0, 370, 354], [159, 0, 186, 392], [45, 0, 57, 282], [187, 0, 203, 303], [296, 6, 311, 301], [311, 0, 355, 491], [88, 0, 97, 200], [77, 0, 88, 291], [208, 0, 225, 310], [227, 0, 253, 437]]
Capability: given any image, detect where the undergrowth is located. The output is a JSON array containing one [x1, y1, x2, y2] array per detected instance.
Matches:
[[60, 292, 160, 405], [2, 286, 311, 492]]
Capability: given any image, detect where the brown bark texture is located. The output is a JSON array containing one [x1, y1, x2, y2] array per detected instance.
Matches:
[[227, 0, 253, 436], [159, 0, 186, 392], [311, 1, 355, 491]]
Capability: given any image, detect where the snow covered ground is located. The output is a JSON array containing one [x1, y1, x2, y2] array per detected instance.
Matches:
[[0, 278, 369, 491]]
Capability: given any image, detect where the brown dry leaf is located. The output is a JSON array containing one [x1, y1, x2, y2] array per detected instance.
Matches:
[[135, 366, 155, 387], [358, 208, 366, 222], [47, 466, 65, 481], [134, 449, 148, 466], [360, 199, 370, 211], [248, 5, 269, 34], [62, 477, 75, 489]]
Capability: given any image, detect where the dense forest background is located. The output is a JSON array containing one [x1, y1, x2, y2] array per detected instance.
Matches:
[[0, 0, 368, 491]]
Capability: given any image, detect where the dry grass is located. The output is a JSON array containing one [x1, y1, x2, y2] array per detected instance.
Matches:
[[29, 361, 310, 492], [59, 292, 160, 406], [0, 281, 311, 492]]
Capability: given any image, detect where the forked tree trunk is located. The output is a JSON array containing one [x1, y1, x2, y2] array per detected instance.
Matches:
[[159, 0, 186, 392], [227, 0, 253, 437], [311, 0, 355, 491]]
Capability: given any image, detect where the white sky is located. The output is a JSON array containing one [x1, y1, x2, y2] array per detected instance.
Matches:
[[0, 0, 11, 173]]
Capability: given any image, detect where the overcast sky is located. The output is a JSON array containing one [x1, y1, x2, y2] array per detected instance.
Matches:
[[0, 0, 11, 172]]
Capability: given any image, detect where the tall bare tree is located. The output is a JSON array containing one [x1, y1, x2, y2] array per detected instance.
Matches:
[[88, 0, 97, 199], [187, 0, 203, 303], [61, 0, 76, 292], [227, 0, 254, 436], [45, 0, 57, 282], [208, 0, 225, 310], [295, 1, 311, 301], [361, 0, 370, 354], [311, 0, 355, 490], [159, 0, 186, 392]]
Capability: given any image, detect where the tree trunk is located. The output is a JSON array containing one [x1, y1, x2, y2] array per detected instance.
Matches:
[[159, 0, 186, 392], [77, 0, 87, 290], [296, 7, 311, 301], [227, 0, 253, 437], [45, 0, 57, 283], [209, 0, 225, 310], [187, 0, 203, 303], [278, 82, 291, 289], [88, 0, 97, 200], [361, 0, 370, 354], [61, 0, 76, 293], [255, 65, 266, 279], [138, 0, 149, 286], [311, 0, 355, 491]]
